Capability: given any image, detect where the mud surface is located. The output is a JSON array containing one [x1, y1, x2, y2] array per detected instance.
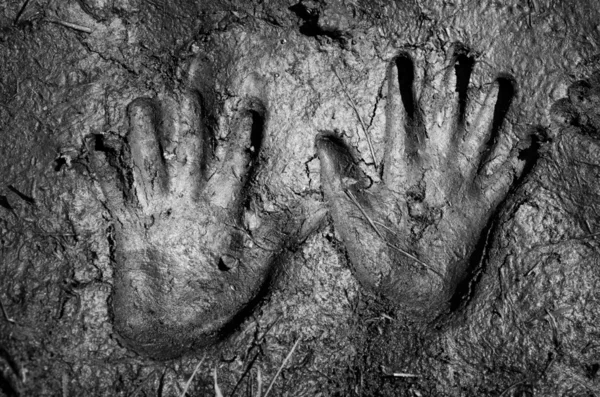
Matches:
[[1, 0, 600, 395]]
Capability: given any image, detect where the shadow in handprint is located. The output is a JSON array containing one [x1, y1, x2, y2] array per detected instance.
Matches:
[[317, 44, 535, 320], [89, 86, 312, 359]]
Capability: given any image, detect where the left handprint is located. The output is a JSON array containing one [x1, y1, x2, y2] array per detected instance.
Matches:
[[89, 91, 301, 359]]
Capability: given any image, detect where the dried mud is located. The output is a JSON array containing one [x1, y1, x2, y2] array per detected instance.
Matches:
[[1, 0, 600, 396]]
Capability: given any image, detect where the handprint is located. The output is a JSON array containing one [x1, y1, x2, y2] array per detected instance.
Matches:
[[317, 46, 530, 319], [89, 89, 309, 359]]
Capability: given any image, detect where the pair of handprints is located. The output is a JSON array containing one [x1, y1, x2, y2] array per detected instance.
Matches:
[[90, 45, 531, 358]]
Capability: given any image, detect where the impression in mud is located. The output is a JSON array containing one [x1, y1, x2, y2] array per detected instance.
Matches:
[[317, 43, 533, 319], [3, 1, 600, 395], [88, 87, 311, 359]]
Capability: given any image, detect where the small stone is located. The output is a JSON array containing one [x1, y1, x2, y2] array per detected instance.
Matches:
[[219, 255, 238, 271], [244, 210, 261, 231]]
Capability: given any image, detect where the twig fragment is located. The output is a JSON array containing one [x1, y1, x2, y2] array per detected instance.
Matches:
[[0, 297, 16, 324], [255, 367, 262, 397], [15, 0, 34, 24], [213, 368, 224, 397], [229, 316, 282, 397], [344, 189, 442, 278], [545, 308, 561, 348], [498, 379, 529, 397], [264, 338, 301, 397], [381, 313, 394, 321], [47, 19, 93, 34], [229, 353, 259, 397], [129, 370, 156, 397], [179, 357, 205, 397], [385, 241, 443, 279], [392, 372, 421, 378], [331, 65, 379, 171], [343, 189, 384, 239], [62, 372, 69, 397], [373, 220, 396, 235]]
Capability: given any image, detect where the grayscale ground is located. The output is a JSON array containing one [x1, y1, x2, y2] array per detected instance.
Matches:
[[1, 0, 600, 396]]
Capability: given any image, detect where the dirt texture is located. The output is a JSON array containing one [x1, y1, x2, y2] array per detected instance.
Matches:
[[1, 0, 600, 396]]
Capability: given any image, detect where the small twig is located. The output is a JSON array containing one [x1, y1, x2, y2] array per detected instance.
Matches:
[[527, 0, 534, 27], [570, 231, 600, 241], [229, 315, 282, 396], [179, 357, 205, 397], [343, 189, 384, 239], [385, 239, 444, 279], [381, 365, 421, 378], [224, 222, 279, 252], [545, 308, 561, 348], [14, 0, 34, 24], [213, 368, 224, 397], [129, 370, 156, 397], [524, 260, 541, 277], [62, 372, 69, 397], [255, 367, 262, 397], [8, 185, 35, 205], [0, 297, 16, 324], [229, 353, 259, 397], [392, 372, 421, 378], [499, 379, 529, 397], [157, 369, 167, 397], [344, 189, 442, 278], [331, 65, 379, 171], [373, 220, 397, 236], [524, 231, 600, 257], [47, 19, 93, 34], [381, 313, 394, 321], [263, 338, 301, 397]]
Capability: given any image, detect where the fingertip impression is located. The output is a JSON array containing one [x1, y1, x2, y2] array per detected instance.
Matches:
[[515, 126, 547, 180], [128, 98, 160, 137], [87, 132, 125, 178], [315, 132, 361, 183], [452, 44, 475, 124], [490, 75, 516, 136]]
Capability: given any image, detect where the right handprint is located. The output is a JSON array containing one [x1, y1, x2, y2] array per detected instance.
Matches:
[[317, 45, 533, 319]]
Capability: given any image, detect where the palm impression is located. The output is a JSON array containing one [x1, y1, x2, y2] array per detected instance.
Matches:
[[89, 89, 302, 359], [317, 45, 531, 319]]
